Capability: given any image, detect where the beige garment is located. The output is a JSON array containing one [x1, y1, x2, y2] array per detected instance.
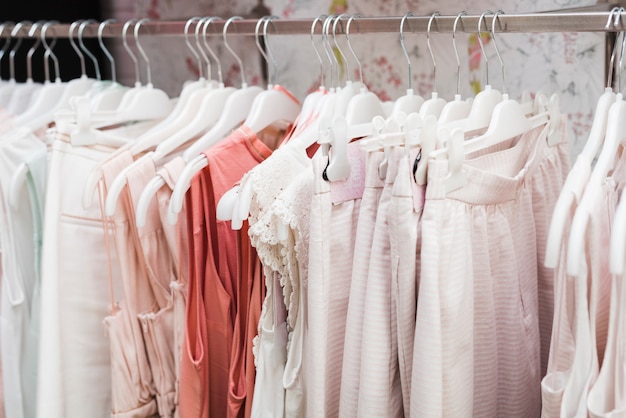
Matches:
[[338, 150, 385, 418], [412, 122, 560, 417]]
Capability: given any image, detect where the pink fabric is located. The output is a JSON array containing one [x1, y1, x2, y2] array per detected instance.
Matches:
[[339, 150, 385, 418], [357, 146, 404, 417], [179, 126, 271, 418], [100, 151, 159, 418], [307, 143, 363, 418], [388, 153, 425, 417], [412, 123, 558, 417]]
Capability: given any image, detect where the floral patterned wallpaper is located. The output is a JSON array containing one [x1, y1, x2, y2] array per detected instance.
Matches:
[[103, 0, 603, 158]]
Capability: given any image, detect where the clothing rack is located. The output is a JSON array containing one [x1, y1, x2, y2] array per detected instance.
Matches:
[[1, 5, 626, 39]]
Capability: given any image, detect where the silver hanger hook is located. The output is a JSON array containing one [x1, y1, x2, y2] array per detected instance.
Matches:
[[42, 21, 60, 82], [134, 18, 153, 87], [202, 17, 223, 84], [346, 14, 363, 86], [333, 14, 351, 84], [223, 16, 246, 88], [69, 20, 86, 76], [184, 17, 203, 80], [453, 11, 467, 96], [255, 16, 270, 85], [427, 12, 441, 92], [491, 10, 506, 93], [311, 15, 327, 88], [98, 19, 117, 83], [321, 15, 338, 89], [619, 10, 626, 93], [79, 20, 101, 80], [400, 12, 415, 91], [0, 23, 14, 80], [477, 10, 494, 86], [10, 21, 32, 81], [263, 16, 279, 86], [26, 21, 45, 81], [122, 19, 140, 86], [606, 7, 624, 89], [195, 17, 212, 80]]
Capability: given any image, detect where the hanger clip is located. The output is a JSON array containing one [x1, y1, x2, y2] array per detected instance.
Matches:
[[71, 96, 96, 146]]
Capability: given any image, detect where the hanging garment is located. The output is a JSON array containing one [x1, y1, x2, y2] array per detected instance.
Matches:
[[100, 150, 160, 418], [357, 145, 404, 418], [541, 156, 591, 417], [339, 150, 385, 418], [561, 151, 626, 418], [0, 128, 46, 418], [37, 135, 124, 418], [388, 151, 426, 417], [179, 125, 273, 418], [307, 142, 364, 418], [411, 120, 568, 417]]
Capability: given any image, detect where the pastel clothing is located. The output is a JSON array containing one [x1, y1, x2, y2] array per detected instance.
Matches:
[[179, 126, 272, 418], [412, 122, 563, 417], [388, 151, 426, 417], [358, 145, 404, 418], [339, 150, 385, 418], [0, 129, 46, 418], [37, 136, 124, 418], [307, 143, 364, 418]]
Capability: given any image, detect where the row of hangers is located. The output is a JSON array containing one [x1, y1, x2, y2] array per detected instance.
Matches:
[[542, 7, 626, 279], [0, 12, 563, 236]]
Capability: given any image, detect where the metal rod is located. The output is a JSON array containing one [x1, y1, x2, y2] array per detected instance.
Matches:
[[1, 9, 624, 38]]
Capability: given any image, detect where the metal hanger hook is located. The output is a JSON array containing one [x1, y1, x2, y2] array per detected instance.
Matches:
[[223, 16, 246, 88], [400, 12, 415, 91], [618, 9, 626, 93], [427, 12, 441, 92], [69, 20, 86, 76], [477, 10, 494, 87], [122, 19, 140, 86], [263, 16, 279, 86], [346, 14, 363, 86], [184, 17, 203, 80], [98, 19, 118, 83], [79, 20, 101, 80], [453, 11, 468, 96], [321, 15, 338, 89], [26, 21, 45, 81], [42, 21, 61, 82], [491, 10, 506, 93], [0, 22, 15, 62], [134, 18, 153, 87], [311, 15, 327, 88], [333, 14, 351, 84], [606, 7, 624, 89], [10, 21, 32, 81], [202, 17, 223, 84], [196, 17, 212, 80]]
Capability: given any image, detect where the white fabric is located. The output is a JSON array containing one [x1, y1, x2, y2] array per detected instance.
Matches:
[[0, 129, 46, 418], [37, 138, 124, 418]]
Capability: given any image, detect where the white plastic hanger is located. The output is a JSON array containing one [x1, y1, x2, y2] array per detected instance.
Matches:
[[391, 13, 424, 117], [326, 15, 384, 182], [437, 10, 553, 194], [418, 13, 447, 119], [6, 22, 44, 116], [0, 22, 28, 107], [10, 22, 68, 133], [439, 11, 503, 134], [135, 17, 240, 228], [569, 12, 626, 276], [66, 18, 171, 133], [90, 19, 129, 111], [331, 15, 362, 117], [241, 16, 301, 135], [81, 17, 209, 210], [438, 11, 472, 124], [544, 86, 613, 266], [168, 16, 265, 224]]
